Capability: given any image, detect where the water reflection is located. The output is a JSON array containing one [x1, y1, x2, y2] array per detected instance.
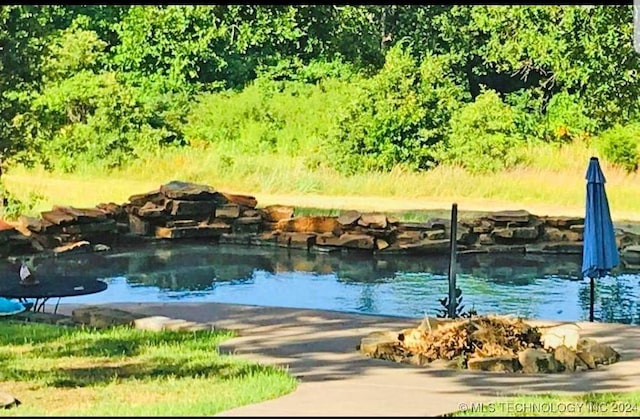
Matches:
[[2, 242, 638, 324]]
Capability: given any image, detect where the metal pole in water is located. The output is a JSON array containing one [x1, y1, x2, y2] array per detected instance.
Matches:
[[448, 203, 458, 319], [589, 277, 595, 322]]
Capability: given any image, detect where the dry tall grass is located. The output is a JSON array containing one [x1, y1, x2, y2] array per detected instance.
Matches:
[[5, 139, 640, 220]]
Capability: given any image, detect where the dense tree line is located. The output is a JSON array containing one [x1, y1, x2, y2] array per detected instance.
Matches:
[[1, 5, 639, 175]]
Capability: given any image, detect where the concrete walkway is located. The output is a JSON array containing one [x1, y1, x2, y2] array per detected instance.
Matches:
[[57, 302, 640, 416]]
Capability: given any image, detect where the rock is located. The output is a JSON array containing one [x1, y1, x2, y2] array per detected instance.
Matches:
[[315, 233, 375, 250], [576, 350, 597, 369], [387, 215, 400, 225], [553, 345, 577, 372], [221, 193, 257, 208], [359, 330, 400, 356], [276, 216, 340, 234], [337, 210, 361, 226], [426, 218, 449, 230], [479, 233, 494, 245], [577, 338, 620, 366], [397, 222, 433, 231], [358, 213, 388, 229], [376, 239, 389, 250], [128, 189, 163, 206], [41, 209, 75, 226], [92, 243, 111, 252], [487, 210, 531, 224], [492, 226, 539, 240], [19, 215, 44, 232], [213, 204, 240, 219], [155, 223, 231, 239], [53, 240, 91, 255], [457, 232, 479, 246], [569, 224, 584, 234], [518, 348, 560, 373], [61, 219, 117, 235], [136, 201, 167, 218], [166, 220, 199, 228], [429, 357, 466, 370], [251, 231, 280, 246], [621, 245, 640, 264], [540, 324, 580, 350], [472, 220, 494, 234], [405, 353, 431, 367], [261, 205, 294, 222], [96, 202, 123, 217], [467, 356, 519, 372], [242, 209, 260, 217], [0, 391, 20, 409], [399, 239, 450, 254], [160, 181, 223, 202], [234, 216, 262, 225], [53, 205, 108, 223], [543, 216, 585, 228], [232, 217, 262, 234], [277, 232, 316, 250], [542, 227, 582, 242], [168, 199, 217, 217], [128, 214, 152, 236], [425, 229, 446, 240], [396, 231, 425, 242]]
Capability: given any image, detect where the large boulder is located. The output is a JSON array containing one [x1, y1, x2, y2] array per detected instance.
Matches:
[[540, 324, 580, 350], [518, 348, 561, 373], [467, 356, 519, 372]]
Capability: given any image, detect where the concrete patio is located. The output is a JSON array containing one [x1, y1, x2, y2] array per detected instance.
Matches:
[[57, 302, 640, 416]]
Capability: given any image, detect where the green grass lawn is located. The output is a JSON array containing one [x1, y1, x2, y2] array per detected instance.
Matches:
[[451, 392, 640, 417], [0, 320, 297, 416]]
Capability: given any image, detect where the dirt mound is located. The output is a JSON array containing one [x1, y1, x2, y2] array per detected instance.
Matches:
[[359, 316, 620, 373], [399, 316, 541, 361]]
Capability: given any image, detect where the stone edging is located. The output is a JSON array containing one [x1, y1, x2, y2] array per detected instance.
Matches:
[[3, 180, 639, 268]]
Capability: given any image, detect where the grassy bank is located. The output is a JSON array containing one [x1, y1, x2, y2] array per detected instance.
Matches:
[[4, 139, 640, 221], [0, 320, 297, 416]]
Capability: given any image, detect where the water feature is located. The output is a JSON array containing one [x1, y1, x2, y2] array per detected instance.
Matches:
[[4, 242, 640, 324]]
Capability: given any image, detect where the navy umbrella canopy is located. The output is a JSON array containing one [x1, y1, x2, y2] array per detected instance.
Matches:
[[582, 157, 620, 321]]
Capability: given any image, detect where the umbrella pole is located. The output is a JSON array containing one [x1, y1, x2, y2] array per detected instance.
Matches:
[[589, 277, 595, 322], [448, 203, 458, 319]]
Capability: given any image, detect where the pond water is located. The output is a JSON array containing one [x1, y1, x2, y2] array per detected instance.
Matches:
[[4, 242, 640, 324]]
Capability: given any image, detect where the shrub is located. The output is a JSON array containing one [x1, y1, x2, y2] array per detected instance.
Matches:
[[439, 89, 525, 173], [544, 92, 597, 143], [595, 123, 640, 172], [326, 44, 467, 175]]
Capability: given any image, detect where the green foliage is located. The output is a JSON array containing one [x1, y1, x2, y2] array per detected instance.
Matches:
[[42, 19, 108, 81], [183, 74, 359, 156], [0, 180, 43, 221], [2, 5, 640, 178], [595, 124, 640, 173], [327, 45, 466, 174], [544, 92, 596, 142], [14, 69, 182, 172], [439, 89, 525, 173]]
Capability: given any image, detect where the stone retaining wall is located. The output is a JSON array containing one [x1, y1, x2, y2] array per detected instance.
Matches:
[[7, 180, 640, 267]]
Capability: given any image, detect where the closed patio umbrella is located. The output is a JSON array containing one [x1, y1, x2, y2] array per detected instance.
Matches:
[[582, 157, 619, 322]]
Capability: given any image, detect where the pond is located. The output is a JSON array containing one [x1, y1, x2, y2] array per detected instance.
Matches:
[[5, 242, 640, 324]]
